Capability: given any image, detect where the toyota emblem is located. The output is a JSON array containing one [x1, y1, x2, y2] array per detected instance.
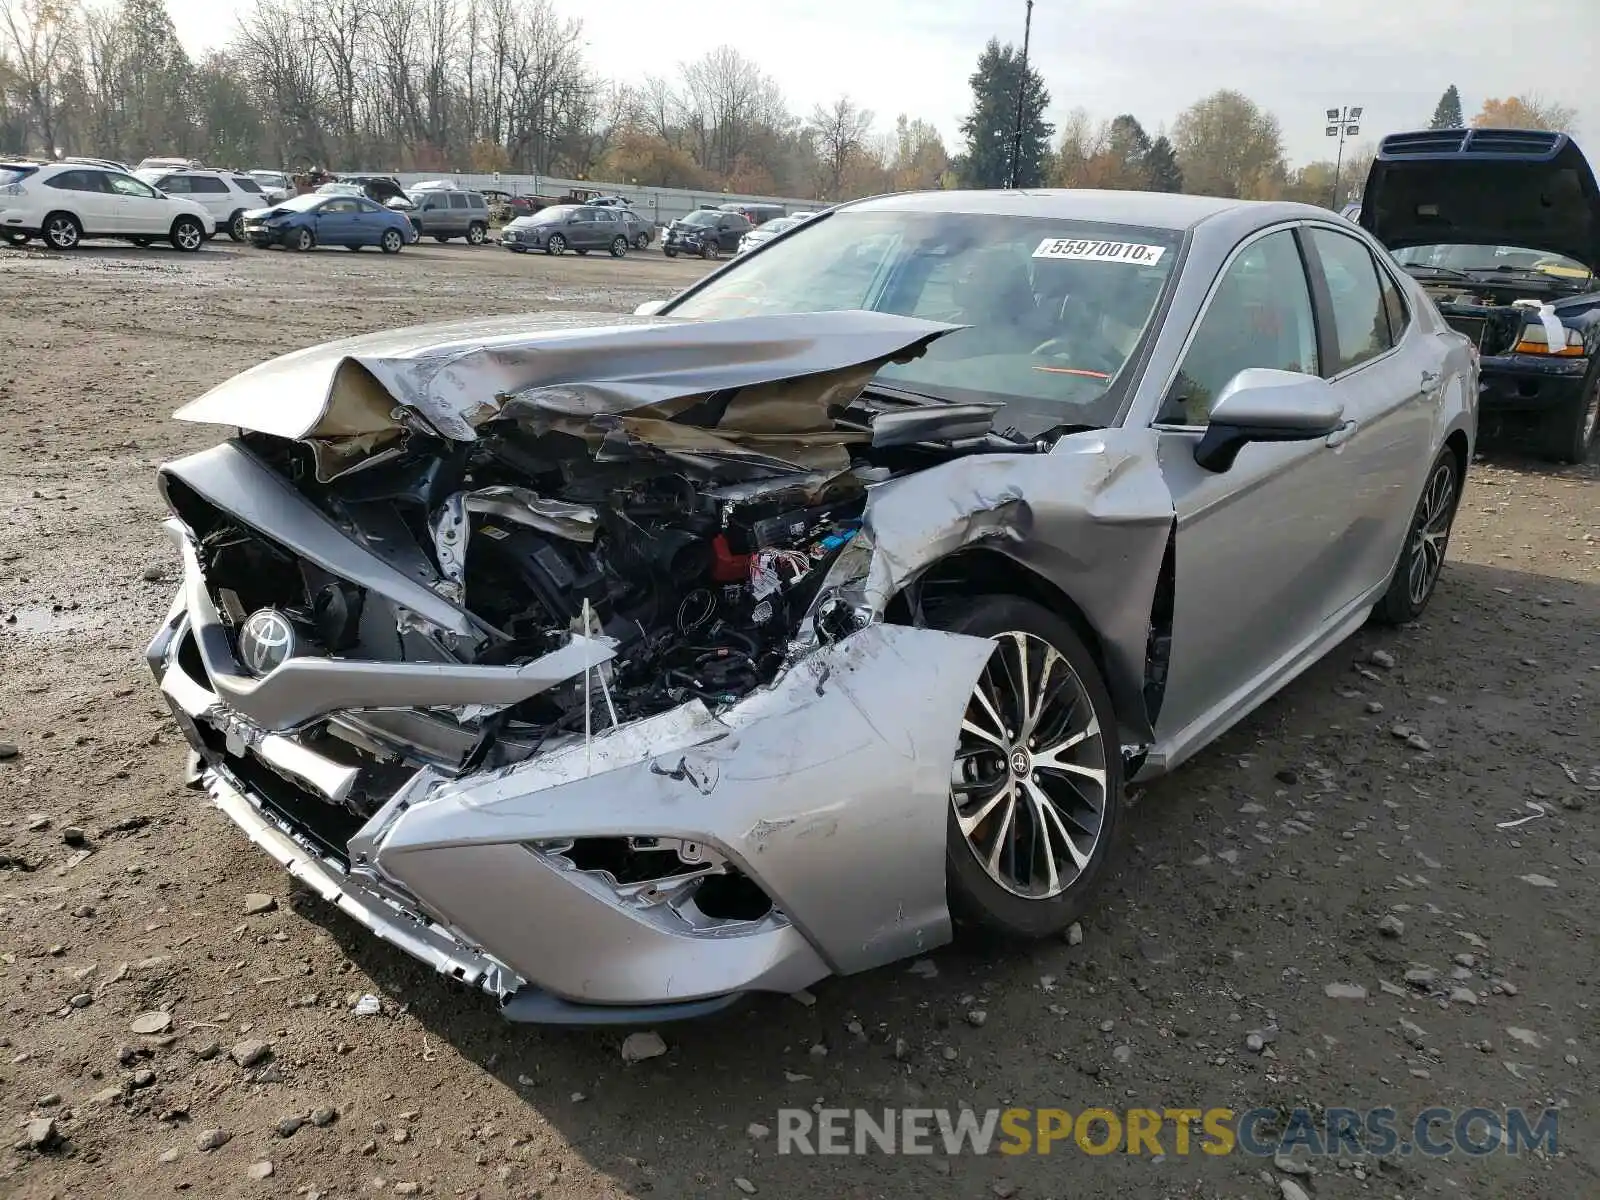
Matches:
[[236, 608, 299, 676]]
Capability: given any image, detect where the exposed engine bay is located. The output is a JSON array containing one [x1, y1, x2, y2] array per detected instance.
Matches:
[[161, 353, 1046, 809]]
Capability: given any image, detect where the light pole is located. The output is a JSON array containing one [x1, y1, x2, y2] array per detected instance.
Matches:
[[1008, 0, 1035, 189], [1326, 104, 1362, 208]]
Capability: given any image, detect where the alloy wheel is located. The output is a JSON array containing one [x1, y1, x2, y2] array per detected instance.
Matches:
[[46, 216, 79, 250], [547, 234, 566, 255], [175, 222, 202, 251], [950, 631, 1109, 899], [1406, 459, 1456, 607]]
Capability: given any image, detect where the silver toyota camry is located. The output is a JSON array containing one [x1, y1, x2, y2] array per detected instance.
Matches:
[[147, 189, 1477, 1023]]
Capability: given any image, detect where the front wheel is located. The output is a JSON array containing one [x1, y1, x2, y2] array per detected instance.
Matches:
[[633, 232, 649, 250], [930, 595, 1122, 939], [700, 241, 719, 260], [1371, 447, 1460, 625], [292, 227, 315, 252], [227, 211, 246, 241], [170, 216, 205, 253], [545, 233, 567, 256], [663, 247, 677, 258], [466, 222, 487, 245], [432, 234, 449, 243], [1, 231, 27, 246], [380, 228, 403, 254], [1539, 367, 1599, 464], [43, 212, 81, 251], [609, 235, 628, 258], [130, 236, 153, 247]]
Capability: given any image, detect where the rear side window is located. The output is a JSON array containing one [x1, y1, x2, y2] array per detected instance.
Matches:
[[448, 193, 468, 209], [0, 165, 38, 187], [1307, 227, 1394, 372], [189, 176, 228, 195], [234, 176, 262, 194], [468, 194, 485, 209], [47, 170, 104, 193]]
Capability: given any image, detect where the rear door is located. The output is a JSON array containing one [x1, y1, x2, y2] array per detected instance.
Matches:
[[186, 174, 232, 224], [45, 169, 120, 232], [445, 192, 471, 235], [1299, 223, 1440, 595]]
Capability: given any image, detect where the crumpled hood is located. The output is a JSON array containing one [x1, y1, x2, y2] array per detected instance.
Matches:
[[174, 309, 957, 477], [1360, 128, 1600, 270]]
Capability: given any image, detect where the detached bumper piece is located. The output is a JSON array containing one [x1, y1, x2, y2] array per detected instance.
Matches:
[[1477, 354, 1588, 415]]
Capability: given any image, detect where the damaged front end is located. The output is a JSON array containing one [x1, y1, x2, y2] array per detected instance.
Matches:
[[149, 309, 1066, 1019]]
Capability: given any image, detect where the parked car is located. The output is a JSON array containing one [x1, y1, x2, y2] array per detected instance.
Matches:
[[498, 203, 634, 256], [662, 208, 750, 258], [146, 187, 1475, 1025], [248, 170, 294, 204], [63, 155, 133, 173], [585, 194, 632, 208], [613, 205, 654, 249], [337, 174, 409, 206], [135, 155, 202, 173], [0, 159, 214, 250], [242, 192, 417, 253], [134, 167, 263, 241], [1359, 127, 1599, 463], [719, 201, 786, 226], [737, 214, 801, 254], [407, 188, 491, 244]]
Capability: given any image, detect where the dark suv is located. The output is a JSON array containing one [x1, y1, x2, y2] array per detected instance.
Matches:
[[662, 209, 751, 259]]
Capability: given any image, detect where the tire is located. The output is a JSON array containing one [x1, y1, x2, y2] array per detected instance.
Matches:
[[663, 247, 677, 258], [2, 231, 27, 246], [42, 212, 81, 251], [545, 233, 566, 256], [927, 595, 1122, 939], [466, 222, 486, 245], [227, 210, 246, 241], [291, 227, 315, 252], [130, 237, 153, 247], [1370, 447, 1460, 625], [169, 216, 205, 253], [1538, 366, 1599, 464], [380, 228, 403, 254], [634, 232, 649, 250], [701, 241, 719, 260], [609, 235, 628, 258], [575, 248, 588, 256], [433, 234, 449, 243]]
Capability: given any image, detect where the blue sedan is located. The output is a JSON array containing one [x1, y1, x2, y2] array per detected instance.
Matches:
[[242, 193, 418, 253]]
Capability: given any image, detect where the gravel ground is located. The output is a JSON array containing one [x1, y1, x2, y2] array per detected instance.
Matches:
[[0, 239, 1596, 1200]]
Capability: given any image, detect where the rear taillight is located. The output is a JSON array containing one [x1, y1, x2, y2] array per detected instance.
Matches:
[[0, 183, 26, 197]]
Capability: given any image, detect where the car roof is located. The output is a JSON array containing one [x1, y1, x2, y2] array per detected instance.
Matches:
[[838, 188, 1326, 232]]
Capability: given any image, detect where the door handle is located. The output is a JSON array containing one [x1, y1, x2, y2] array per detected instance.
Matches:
[[1325, 419, 1360, 448]]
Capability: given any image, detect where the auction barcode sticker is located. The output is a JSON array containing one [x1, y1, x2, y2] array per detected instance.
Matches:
[[1032, 238, 1166, 265]]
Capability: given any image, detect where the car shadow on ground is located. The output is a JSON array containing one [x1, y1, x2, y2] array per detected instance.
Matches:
[[298, 555, 1597, 1195]]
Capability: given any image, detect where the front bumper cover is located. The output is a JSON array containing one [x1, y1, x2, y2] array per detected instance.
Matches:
[[1477, 353, 1589, 414], [148, 541, 992, 1021]]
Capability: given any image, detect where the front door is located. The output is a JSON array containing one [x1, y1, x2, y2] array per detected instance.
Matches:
[[105, 172, 169, 234], [1152, 225, 1375, 757], [315, 198, 360, 245]]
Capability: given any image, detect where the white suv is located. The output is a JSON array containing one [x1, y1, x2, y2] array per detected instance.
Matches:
[[0, 160, 216, 251], [134, 168, 264, 241]]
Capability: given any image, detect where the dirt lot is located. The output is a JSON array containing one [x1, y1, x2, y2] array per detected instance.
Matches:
[[0, 238, 1596, 1200]]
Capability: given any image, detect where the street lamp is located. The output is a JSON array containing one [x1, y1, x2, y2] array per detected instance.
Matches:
[[1326, 104, 1362, 208], [1007, 0, 1035, 189]]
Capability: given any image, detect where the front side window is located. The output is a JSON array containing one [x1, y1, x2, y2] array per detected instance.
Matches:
[[323, 198, 358, 214], [1308, 227, 1392, 373], [156, 174, 188, 193], [666, 209, 1184, 430], [1160, 229, 1318, 426], [106, 173, 158, 199]]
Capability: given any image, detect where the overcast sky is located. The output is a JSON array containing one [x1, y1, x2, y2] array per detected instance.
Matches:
[[165, 0, 1597, 167]]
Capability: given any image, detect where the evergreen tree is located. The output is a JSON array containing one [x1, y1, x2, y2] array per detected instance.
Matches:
[[957, 38, 1053, 189], [1143, 135, 1184, 192], [1429, 85, 1464, 129]]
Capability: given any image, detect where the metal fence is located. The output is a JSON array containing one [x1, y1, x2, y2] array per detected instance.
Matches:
[[387, 171, 820, 226]]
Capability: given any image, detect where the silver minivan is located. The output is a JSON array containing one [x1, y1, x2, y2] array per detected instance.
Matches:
[[408, 189, 491, 244]]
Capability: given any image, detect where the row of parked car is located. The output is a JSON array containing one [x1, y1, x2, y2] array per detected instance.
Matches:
[[499, 198, 815, 259]]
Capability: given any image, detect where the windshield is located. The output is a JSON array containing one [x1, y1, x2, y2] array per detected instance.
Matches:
[[664, 209, 1182, 428], [253, 172, 288, 187], [681, 210, 721, 227], [271, 194, 326, 213], [1394, 243, 1593, 280]]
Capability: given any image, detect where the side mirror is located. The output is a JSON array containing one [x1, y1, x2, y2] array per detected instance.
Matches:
[[634, 299, 668, 316], [1193, 369, 1345, 473]]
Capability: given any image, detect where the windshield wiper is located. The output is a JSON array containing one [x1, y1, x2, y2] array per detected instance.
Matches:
[[1401, 263, 1470, 280], [859, 380, 952, 406]]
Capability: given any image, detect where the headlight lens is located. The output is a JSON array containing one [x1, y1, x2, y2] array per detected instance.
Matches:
[[1513, 323, 1585, 357]]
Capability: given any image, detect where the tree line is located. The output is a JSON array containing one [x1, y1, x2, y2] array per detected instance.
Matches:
[[0, 0, 1580, 207]]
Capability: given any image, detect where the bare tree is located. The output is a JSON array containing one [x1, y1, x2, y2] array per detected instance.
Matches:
[[1, 0, 77, 153], [680, 45, 783, 177], [807, 94, 872, 198]]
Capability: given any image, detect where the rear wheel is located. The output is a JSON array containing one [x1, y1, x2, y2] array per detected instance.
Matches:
[[610, 235, 628, 258], [380, 228, 403, 254], [929, 595, 1122, 939], [1539, 367, 1599, 464], [467, 222, 487, 245], [170, 216, 205, 252], [433, 234, 449, 243], [130, 236, 153, 247], [1371, 447, 1459, 625], [43, 212, 81, 250]]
